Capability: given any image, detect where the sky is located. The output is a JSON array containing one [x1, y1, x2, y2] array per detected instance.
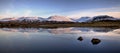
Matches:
[[0, 0, 120, 18]]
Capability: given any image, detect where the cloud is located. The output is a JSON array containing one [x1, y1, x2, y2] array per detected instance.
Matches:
[[0, 10, 18, 19], [0, 9, 33, 19], [67, 7, 120, 18], [91, 12, 120, 18], [68, 11, 120, 18], [0, 6, 120, 19]]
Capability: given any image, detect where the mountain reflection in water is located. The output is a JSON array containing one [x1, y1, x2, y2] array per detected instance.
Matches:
[[0, 27, 120, 45], [0, 27, 119, 34], [0, 27, 120, 53]]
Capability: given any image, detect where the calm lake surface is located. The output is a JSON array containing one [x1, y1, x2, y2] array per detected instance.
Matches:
[[0, 27, 120, 53]]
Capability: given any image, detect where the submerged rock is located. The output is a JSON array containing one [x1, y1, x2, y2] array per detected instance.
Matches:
[[91, 38, 101, 45]]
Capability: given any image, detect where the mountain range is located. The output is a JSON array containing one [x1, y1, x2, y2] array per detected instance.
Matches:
[[0, 15, 119, 22]]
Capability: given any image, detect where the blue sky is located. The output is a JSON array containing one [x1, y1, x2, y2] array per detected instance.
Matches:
[[0, 0, 120, 18]]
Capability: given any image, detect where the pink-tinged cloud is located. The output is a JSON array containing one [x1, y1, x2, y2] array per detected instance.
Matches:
[[67, 7, 120, 18]]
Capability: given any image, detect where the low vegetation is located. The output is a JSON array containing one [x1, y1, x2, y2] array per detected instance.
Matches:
[[0, 20, 120, 28]]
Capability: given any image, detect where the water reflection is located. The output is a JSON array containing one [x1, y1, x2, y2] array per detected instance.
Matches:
[[0, 27, 120, 53], [47, 28, 73, 34], [0, 27, 119, 34]]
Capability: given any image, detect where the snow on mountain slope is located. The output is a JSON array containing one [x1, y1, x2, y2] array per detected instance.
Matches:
[[0, 17, 48, 22], [17, 17, 37, 21], [38, 17, 47, 21], [70, 15, 119, 22], [75, 17, 91, 22], [48, 15, 72, 21], [0, 16, 72, 22], [0, 18, 17, 21], [0, 15, 119, 22], [17, 17, 47, 22], [92, 15, 118, 21]]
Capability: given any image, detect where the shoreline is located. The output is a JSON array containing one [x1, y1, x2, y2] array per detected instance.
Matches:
[[0, 20, 120, 28]]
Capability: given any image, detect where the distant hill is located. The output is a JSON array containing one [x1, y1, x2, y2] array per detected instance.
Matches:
[[0, 15, 120, 28], [0, 15, 119, 22], [91, 15, 119, 22], [71, 15, 120, 22], [73, 17, 91, 22]]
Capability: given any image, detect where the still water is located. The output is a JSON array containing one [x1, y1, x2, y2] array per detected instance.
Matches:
[[0, 27, 120, 53]]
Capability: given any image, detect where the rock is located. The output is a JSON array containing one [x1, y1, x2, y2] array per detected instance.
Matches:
[[77, 37, 83, 41], [91, 38, 101, 45]]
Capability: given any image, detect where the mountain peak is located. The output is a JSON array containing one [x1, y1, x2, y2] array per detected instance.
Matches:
[[48, 15, 72, 21], [92, 15, 116, 21]]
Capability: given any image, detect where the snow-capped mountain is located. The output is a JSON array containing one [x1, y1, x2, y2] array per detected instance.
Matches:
[[48, 15, 72, 21], [0, 18, 17, 21], [0, 15, 72, 22], [17, 17, 47, 22], [72, 15, 120, 22], [17, 17, 38, 21], [38, 17, 48, 21], [74, 17, 91, 22], [0, 17, 47, 22], [0, 15, 119, 22], [92, 15, 118, 21]]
